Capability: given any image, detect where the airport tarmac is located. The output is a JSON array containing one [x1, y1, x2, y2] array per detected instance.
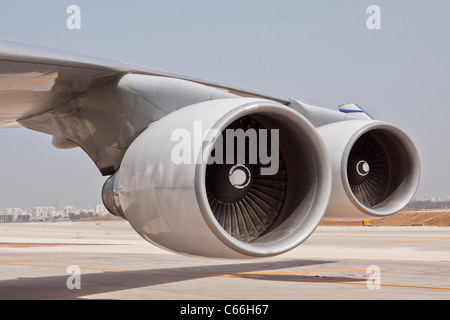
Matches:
[[0, 220, 449, 300]]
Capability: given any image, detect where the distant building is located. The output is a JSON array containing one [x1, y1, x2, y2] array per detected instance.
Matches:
[[16, 215, 30, 223], [95, 204, 108, 216], [0, 215, 13, 223], [63, 206, 75, 216], [1, 203, 113, 223], [31, 207, 56, 220]]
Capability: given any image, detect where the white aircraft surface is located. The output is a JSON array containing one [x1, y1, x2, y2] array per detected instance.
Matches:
[[0, 39, 420, 259]]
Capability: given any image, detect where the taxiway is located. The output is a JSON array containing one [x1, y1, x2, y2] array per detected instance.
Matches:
[[0, 220, 448, 300]]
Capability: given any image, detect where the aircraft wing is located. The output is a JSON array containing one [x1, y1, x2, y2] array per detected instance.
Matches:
[[0, 39, 420, 260], [0, 39, 288, 128]]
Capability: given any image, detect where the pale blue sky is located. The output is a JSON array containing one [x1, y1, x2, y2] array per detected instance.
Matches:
[[0, 1, 449, 209]]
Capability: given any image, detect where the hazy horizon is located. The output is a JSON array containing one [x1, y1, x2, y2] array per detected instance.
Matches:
[[1, 1, 449, 210]]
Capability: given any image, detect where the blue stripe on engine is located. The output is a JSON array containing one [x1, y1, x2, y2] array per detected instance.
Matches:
[[339, 110, 364, 113]]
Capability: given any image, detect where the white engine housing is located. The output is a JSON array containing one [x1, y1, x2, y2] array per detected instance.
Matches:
[[317, 120, 420, 219], [114, 98, 332, 258]]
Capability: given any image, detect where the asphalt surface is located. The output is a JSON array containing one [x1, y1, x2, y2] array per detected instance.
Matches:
[[0, 220, 449, 300]]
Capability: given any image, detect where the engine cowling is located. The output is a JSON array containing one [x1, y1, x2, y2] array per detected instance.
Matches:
[[109, 98, 331, 258], [317, 120, 420, 219]]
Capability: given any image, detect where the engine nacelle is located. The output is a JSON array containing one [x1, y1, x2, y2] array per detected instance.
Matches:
[[110, 98, 331, 258], [102, 171, 126, 220], [317, 120, 420, 219]]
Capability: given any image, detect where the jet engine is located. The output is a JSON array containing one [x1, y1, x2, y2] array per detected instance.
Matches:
[[317, 120, 420, 219], [103, 98, 331, 258]]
